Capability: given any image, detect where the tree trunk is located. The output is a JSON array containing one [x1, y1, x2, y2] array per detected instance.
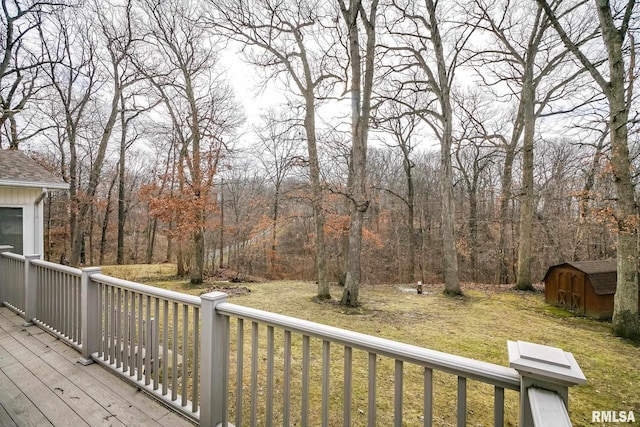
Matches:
[[605, 17, 638, 338], [303, 94, 330, 298], [146, 216, 157, 264], [340, 0, 377, 307], [515, 68, 536, 291], [426, 0, 461, 295], [99, 171, 118, 265], [405, 157, 416, 283], [117, 95, 127, 265], [191, 227, 205, 284]]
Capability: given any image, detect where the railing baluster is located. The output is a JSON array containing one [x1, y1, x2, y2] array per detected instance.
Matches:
[[138, 293, 144, 381], [458, 376, 467, 427], [322, 340, 330, 427], [145, 295, 151, 385], [251, 321, 259, 427], [182, 304, 188, 406], [154, 297, 160, 390], [283, 330, 291, 427], [266, 325, 274, 427], [172, 301, 178, 401], [424, 367, 433, 427], [77, 273, 82, 344], [301, 334, 310, 427], [130, 292, 137, 377], [494, 386, 504, 427], [162, 299, 168, 396], [395, 359, 403, 427], [123, 289, 129, 372], [116, 288, 122, 369], [236, 318, 244, 427], [192, 305, 199, 412], [344, 346, 352, 427], [368, 352, 376, 427], [110, 286, 116, 364], [98, 283, 104, 358]]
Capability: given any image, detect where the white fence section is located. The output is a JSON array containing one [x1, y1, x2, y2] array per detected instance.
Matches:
[[0, 248, 586, 427]]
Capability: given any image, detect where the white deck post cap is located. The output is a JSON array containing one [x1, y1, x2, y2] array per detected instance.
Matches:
[[508, 340, 586, 386]]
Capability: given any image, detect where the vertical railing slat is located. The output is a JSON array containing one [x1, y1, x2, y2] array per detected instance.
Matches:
[[343, 346, 352, 427], [145, 295, 151, 386], [181, 304, 188, 406], [123, 289, 129, 373], [137, 293, 144, 381], [266, 325, 274, 427], [301, 334, 310, 427], [172, 301, 178, 401], [283, 330, 291, 427], [192, 305, 199, 412], [368, 352, 376, 427], [236, 318, 244, 427], [162, 299, 169, 396], [395, 359, 403, 427], [424, 367, 433, 427], [458, 376, 467, 427], [322, 340, 330, 427], [494, 386, 505, 427], [251, 321, 259, 427], [154, 297, 160, 390]]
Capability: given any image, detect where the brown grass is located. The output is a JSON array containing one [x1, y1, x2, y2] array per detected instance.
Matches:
[[101, 265, 639, 427]]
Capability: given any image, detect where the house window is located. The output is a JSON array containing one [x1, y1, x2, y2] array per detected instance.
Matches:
[[0, 207, 23, 254]]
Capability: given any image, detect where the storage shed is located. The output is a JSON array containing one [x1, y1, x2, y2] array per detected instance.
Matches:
[[0, 150, 68, 256], [543, 259, 640, 319]]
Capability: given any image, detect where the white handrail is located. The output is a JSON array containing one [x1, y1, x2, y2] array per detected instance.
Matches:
[[31, 258, 82, 277], [90, 273, 201, 307]]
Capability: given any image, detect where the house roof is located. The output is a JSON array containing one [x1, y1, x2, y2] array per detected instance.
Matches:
[[545, 259, 617, 296], [0, 150, 68, 190]]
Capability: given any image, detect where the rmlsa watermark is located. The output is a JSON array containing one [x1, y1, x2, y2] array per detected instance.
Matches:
[[592, 410, 635, 423]]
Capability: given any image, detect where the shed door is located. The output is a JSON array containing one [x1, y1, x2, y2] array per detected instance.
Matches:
[[570, 274, 585, 314], [558, 271, 570, 308], [0, 207, 23, 254]]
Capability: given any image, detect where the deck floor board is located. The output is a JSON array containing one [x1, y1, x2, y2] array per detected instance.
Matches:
[[0, 307, 196, 427]]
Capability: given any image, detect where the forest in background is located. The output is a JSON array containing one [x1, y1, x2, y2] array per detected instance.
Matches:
[[1, 0, 639, 330], [41, 137, 620, 286]]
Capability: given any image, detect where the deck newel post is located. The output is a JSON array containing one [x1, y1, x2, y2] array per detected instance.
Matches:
[[0, 245, 13, 307], [79, 267, 102, 365], [508, 340, 586, 427], [200, 291, 229, 427], [23, 254, 40, 325]]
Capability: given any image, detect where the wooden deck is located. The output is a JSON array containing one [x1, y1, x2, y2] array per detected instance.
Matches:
[[0, 307, 196, 427]]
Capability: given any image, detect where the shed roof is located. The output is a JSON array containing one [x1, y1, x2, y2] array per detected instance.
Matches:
[[0, 150, 68, 190], [545, 259, 617, 296]]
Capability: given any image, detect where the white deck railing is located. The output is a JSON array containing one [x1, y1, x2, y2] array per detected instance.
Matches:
[[0, 247, 585, 427]]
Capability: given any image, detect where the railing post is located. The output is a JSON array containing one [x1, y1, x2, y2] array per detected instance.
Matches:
[[508, 340, 586, 427], [79, 267, 102, 365], [200, 291, 229, 427], [23, 254, 40, 325], [0, 245, 13, 307]]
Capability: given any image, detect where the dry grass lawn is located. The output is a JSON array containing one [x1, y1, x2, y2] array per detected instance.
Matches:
[[101, 264, 639, 426]]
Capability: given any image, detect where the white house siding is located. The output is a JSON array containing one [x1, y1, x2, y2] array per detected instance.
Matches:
[[0, 187, 45, 257]]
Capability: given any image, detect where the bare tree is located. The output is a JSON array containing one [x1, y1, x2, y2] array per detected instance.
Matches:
[[0, 0, 66, 148], [537, 0, 640, 338], [338, 0, 379, 307], [254, 108, 304, 276], [383, 0, 478, 295], [41, 3, 120, 266], [138, 0, 242, 283], [453, 90, 498, 282], [208, 0, 340, 299], [375, 97, 421, 283], [468, 0, 595, 287]]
